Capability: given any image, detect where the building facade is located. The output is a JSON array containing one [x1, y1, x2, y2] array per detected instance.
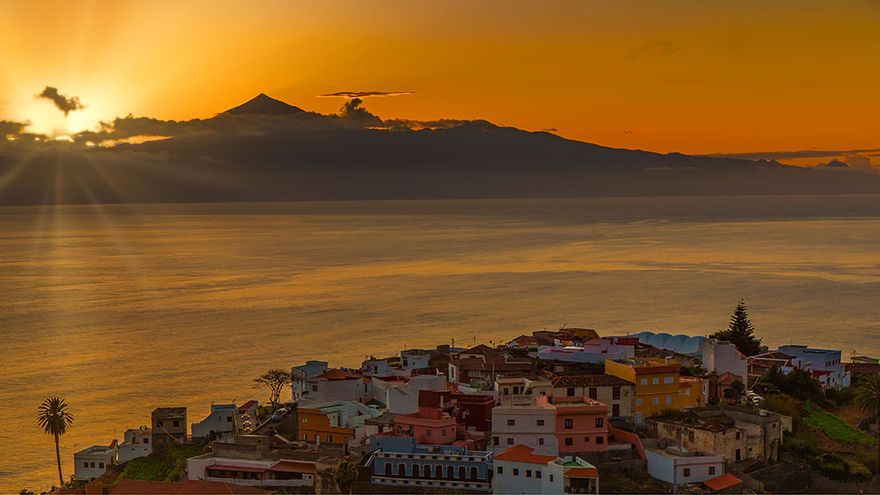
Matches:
[[187, 455, 317, 489], [491, 396, 559, 455], [192, 404, 238, 440], [151, 407, 187, 450], [553, 397, 609, 454], [74, 442, 117, 481], [547, 373, 635, 419], [368, 436, 492, 492], [492, 445, 565, 495], [117, 427, 152, 464], [605, 358, 702, 423], [646, 446, 724, 489]]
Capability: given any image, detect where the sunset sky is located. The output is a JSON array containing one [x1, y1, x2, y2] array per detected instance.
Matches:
[[1, 0, 879, 156]]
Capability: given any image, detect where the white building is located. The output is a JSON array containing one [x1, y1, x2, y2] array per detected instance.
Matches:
[[492, 445, 565, 495], [362, 357, 396, 377], [117, 427, 152, 464], [495, 376, 552, 406], [778, 345, 852, 388], [192, 404, 238, 440], [291, 360, 329, 401], [188, 455, 316, 488], [646, 446, 724, 490], [400, 349, 432, 371], [701, 338, 748, 383], [382, 374, 448, 415], [301, 368, 366, 404], [491, 396, 559, 455], [74, 441, 117, 481]]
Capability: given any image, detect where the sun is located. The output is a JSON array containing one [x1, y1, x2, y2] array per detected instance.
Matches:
[[6, 87, 117, 138]]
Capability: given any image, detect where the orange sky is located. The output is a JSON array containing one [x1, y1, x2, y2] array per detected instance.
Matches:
[[1, 0, 879, 155]]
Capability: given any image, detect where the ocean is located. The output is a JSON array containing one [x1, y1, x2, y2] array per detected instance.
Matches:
[[2, 195, 879, 490]]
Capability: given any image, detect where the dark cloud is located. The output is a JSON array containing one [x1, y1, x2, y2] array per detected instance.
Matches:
[[320, 91, 414, 98], [339, 98, 383, 127], [628, 38, 682, 61], [36, 86, 85, 115], [384, 118, 487, 131], [709, 148, 880, 160], [0, 120, 28, 138]]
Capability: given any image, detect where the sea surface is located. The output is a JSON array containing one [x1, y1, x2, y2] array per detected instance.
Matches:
[[2, 195, 880, 490]]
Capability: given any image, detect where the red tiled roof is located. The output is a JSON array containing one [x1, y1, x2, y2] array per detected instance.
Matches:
[[565, 467, 599, 478], [109, 480, 272, 494], [207, 464, 267, 473], [270, 460, 317, 474], [494, 444, 558, 465], [549, 373, 634, 387], [703, 473, 742, 491], [316, 369, 361, 380], [238, 400, 258, 412]]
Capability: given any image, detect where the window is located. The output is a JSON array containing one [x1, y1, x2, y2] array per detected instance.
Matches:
[[536, 470, 542, 479], [513, 468, 519, 476], [399, 464, 406, 477], [497, 466, 503, 475], [526, 470, 532, 478], [157, 420, 163, 427], [736, 431, 741, 440], [612, 387, 621, 400], [584, 436, 590, 443], [652, 377, 659, 385], [550, 474, 554, 482], [311, 384, 318, 392], [708, 466, 716, 476], [143, 437, 149, 444], [652, 397, 659, 405], [537, 419, 545, 426], [612, 404, 620, 417], [683, 468, 691, 477], [302, 417, 308, 423], [596, 436, 604, 445], [471, 467, 479, 480], [459, 466, 466, 479], [172, 420, 180, 427], [83, 462, 88, 468], [564, 437, 573, 446], [507, 419, 515, 426], [538, 437, 545, 445], [227, 416, 232, 422], [302, 433, 308, 440], [665, 396, 672, 405], [664, 376, 674, 384], [436, 465, 443, 478], [567, 387, 575, 397], [493, 436, 499, 446], [635, 398, 643, 406], [506, 437, 514, 445], [589, 387, 598, 400], [413, 465, 420, 477], [595, 418, 604, 428], [441, 429, 446, 436], [328, 435, 333, 443], [99, 462, 104, 469], [427, 429, 432, 436], [640, 378, 648, 386], [564, 418, 573, 429]]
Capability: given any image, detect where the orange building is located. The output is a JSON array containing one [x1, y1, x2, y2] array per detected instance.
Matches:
[[297, 404, 355, 447]]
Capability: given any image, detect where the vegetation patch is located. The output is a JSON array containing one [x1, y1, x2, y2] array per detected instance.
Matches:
[[119, 443, 210, 481], [804, 404, 874, 446]]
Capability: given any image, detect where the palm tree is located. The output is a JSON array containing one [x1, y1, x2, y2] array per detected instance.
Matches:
[[853, 373, 880, 472], [37, 397, 74, 486], [333, 458, 359, 494]]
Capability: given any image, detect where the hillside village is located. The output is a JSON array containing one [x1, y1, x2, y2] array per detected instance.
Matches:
[[38, 303, 880, 495]]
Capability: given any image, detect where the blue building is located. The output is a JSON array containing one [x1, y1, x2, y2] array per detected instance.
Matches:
[[367, 435, 493, 492]]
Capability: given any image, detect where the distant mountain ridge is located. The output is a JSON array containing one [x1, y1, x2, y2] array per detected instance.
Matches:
[[1, 93, 879, 205]]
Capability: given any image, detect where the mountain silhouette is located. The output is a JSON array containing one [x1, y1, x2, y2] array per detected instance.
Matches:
[[1, 94, 879, 205], [223, 92, 305, 115]]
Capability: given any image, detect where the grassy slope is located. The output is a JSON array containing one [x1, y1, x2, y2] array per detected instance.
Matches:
[[804, 404, 874, 446], [119, 443, 210, 481]]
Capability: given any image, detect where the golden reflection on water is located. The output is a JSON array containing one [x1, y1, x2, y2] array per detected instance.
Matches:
[[2, 196, 880, 490]]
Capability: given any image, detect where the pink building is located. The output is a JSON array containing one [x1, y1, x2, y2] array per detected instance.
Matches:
[[393, 406, 458, 445], [554, 397, 609, 454]]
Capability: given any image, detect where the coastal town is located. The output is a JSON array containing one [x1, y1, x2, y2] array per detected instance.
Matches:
[[32, 302, 880, 495]]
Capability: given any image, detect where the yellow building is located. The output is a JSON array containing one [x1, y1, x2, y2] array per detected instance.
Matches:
[[604, 358, 704, 423]]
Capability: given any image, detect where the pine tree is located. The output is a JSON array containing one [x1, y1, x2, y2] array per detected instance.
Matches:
[[710, 299, 762, 356]]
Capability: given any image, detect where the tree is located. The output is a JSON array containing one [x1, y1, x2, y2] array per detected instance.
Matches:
[[710, 299, 762, 356], [37, 397, 74, 487], [725, 379, 746, 402], [253, 369, 291, 410], [853, 373, 880, 472], [332, 458, 359, 494]]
